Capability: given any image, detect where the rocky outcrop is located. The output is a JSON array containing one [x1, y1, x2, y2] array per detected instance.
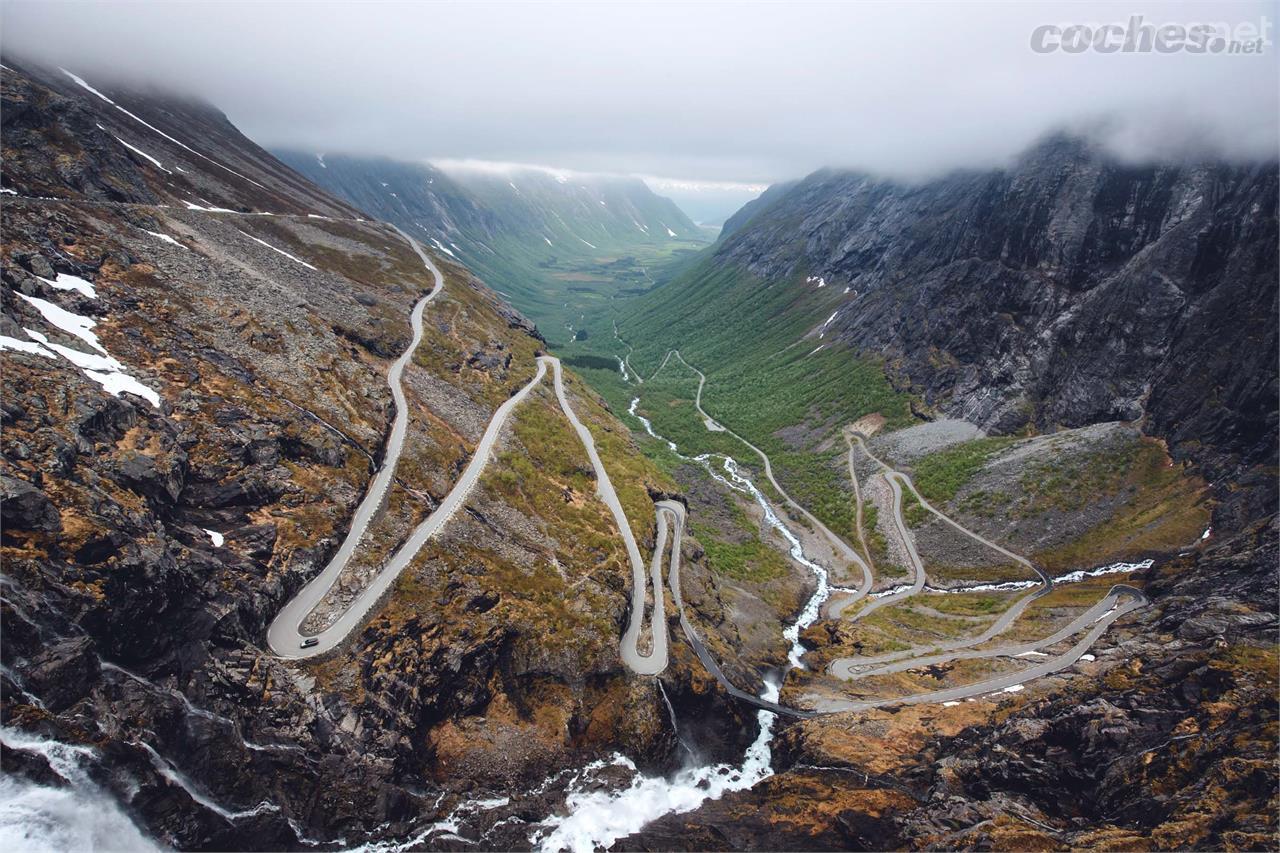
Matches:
[[622, 519, 1279, 851], [0, 60, 716, 850], [713, 136, 1278, 491]]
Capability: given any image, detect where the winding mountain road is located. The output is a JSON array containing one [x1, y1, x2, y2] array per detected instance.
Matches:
[[546, 356, 667, 675], [632, 350, 1148, 712], [267, 238, 668, 667], [267, 229, 445, 658], [826, 433, 1056, 676], [815, 585, 1148, 713], [268, 242, 1148, 715]]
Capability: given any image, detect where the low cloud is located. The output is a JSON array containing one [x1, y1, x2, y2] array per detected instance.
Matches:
[[2, 0, 1275, 185]]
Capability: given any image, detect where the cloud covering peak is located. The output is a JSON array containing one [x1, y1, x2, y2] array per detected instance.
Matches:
[[2, 0, 1275, 185]]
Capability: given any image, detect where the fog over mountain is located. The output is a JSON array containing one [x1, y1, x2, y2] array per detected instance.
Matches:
[[2, 0, 1276, 192]]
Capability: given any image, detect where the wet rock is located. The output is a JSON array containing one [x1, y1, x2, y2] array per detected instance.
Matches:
[[227, 523, 277, 565], [73, 393, 137, 442], [23, 637, 99, 712]]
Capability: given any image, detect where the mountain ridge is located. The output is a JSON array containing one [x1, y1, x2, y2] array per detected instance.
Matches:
[[624, 133, 1278, 504]]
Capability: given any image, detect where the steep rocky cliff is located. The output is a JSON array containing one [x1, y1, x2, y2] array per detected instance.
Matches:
[[0, 60, 761, 849], [634, 136, 1277, 500], [610, 134, 1278, 851]]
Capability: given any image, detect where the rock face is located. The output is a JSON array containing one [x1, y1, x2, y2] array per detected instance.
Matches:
[[622, 520, 1279, 851], [712, 136, 1278, 488], [610, 133, 1278, 849], [1, 59, 736, 849]]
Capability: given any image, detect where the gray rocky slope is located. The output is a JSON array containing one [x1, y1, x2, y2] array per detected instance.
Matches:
[[716, 136, 1277, 509]]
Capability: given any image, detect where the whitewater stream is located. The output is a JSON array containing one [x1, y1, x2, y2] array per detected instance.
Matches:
[[515, 389, 840, 852]]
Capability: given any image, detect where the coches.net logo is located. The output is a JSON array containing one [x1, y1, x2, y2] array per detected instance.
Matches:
[[1031, 14, 1273, 54]]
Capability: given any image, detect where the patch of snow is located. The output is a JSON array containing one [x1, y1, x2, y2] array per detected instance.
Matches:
[[80, 369, 162, 407], [1015, 651, 1049, 658], [843, 286, 851, 294], [60, 69, 115, 103], [142, 230, 183, 248], [204, 529, 224, 547], [665, 226, 676, 237], [102, 127, 171, 174], [806, 344, 825, 357], [316, 153, 326, 169], [236, 230, 318, 270], [579, 237, 598, 249], [1080, 653, 1096, 662], [429, 238, 455, 258], [543, 236, 553, 246], [38, 273, 97, 298], [0, 335, 55, 357], [182, 200, 237, 213], [1, 188, 18, 196], [22, 326, 160, 408], [15, 294, 109, 354], [1001, 684, 1025, 694], [942, 701, 960, 707], [1200, 527, 1212, 541]]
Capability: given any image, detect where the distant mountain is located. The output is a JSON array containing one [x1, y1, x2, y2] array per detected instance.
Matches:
[[622, 135, 1279, 497], [612, 132, 1279, 851], [274, 152, 710, 338]]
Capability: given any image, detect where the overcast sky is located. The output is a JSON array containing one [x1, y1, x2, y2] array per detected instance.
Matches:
[[3, 0, 1276, 195]]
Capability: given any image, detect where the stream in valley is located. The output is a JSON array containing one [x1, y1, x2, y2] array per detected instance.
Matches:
[[518, 391, 839, 852]]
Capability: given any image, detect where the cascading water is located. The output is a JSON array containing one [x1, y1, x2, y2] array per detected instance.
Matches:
[[656, 680, 695, 760], [0, 727, 159, 853], [525, 383, 839, 853]]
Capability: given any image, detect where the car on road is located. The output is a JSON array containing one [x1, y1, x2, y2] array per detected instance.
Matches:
[[300, 637, 319, 649]]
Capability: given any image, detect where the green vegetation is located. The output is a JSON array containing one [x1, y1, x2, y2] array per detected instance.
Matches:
[[865, 602, 997, 641], [1033, 438, 1209, 571], [901, 487, 929, 528], [916, 591, 1021, 617], [1015, 435, 1144, 516], [456, 231, 707, 351], [557, 260, 923, 545], [690, 521, 789, 582], [909, 436, 1018, 505]]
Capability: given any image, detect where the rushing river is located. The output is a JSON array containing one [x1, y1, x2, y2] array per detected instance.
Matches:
[[517, 393, 838, 853]]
